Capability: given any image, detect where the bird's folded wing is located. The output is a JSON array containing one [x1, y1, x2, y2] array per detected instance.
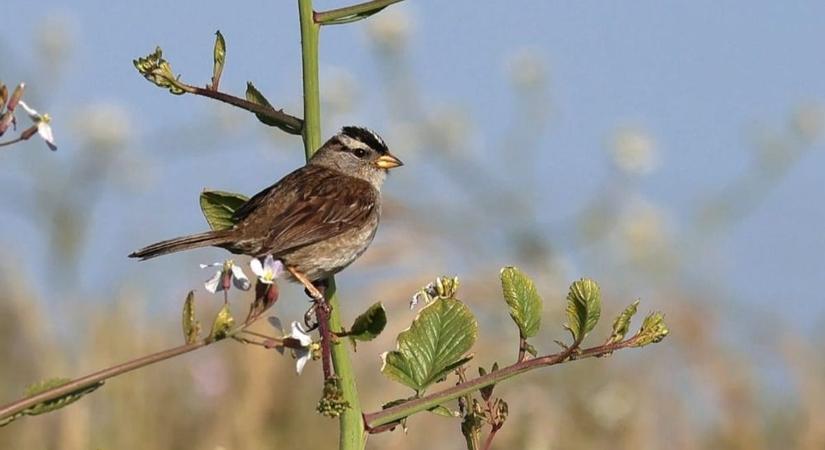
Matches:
[[232, 165, 378, 254]]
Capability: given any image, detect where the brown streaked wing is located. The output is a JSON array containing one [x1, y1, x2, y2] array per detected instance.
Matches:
[[233, 165, 378, 254]]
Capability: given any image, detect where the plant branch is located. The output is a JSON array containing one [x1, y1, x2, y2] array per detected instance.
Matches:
[[0, 290, 275, 424], [297, 0, 364, 448], [0, 339, 207, 422], [315, 0, 405, 25], [0, 136, 24, 148], [364, 335, 643, 430], [187, 85, 303, 135], [517, 334, 527, 363]]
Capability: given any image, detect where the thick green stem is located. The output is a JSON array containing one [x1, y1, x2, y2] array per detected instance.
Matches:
[[298, 1, 364, 448], [299, 0, 321, 156]]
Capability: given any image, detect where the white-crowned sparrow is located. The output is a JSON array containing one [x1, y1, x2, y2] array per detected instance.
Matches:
[[130, 126, 402, 282]]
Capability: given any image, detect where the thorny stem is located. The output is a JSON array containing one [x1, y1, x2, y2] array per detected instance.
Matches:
[[0, 288, 276, 424], [364, 334, 644, 431]]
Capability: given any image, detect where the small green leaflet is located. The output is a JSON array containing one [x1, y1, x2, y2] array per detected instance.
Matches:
[[199, 190, 249, 231], [211, 30, 226, 90], [564, 278, 602, 343], [210, 303, 235, 340], [349, 302, 387, 343], [607, 299, 639, 345], [0, 378, 104, 427], [182, 290, 201, 344], [500, 266, 543, 338]]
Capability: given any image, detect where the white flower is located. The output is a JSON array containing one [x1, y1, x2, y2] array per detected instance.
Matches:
[[610, 127, 658, 176], [17, 100, 57, 151], [250, 255, 285, 284], [200, 259, 251, 294], [285, 321, 314, 375]]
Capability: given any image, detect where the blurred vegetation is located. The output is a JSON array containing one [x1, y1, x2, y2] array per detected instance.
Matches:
[[2, 7, 824, 450]]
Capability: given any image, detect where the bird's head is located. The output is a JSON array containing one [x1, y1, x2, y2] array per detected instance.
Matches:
[[310, 126, 403, 187]]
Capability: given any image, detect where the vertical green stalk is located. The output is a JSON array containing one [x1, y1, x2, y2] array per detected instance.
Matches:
[[299, 0, 321, 155], [297, 1, 365, 449]]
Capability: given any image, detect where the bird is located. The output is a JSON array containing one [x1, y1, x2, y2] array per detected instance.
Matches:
[[129, 126, 403, 283]]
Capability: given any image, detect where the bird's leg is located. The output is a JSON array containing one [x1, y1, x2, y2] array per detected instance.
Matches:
[[287, 267, 334, 379], [288, 267, 324, 301], [303, 303, 319, 331]]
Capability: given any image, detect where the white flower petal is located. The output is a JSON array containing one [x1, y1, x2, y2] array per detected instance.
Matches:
[[204, 270, 222, 294], [231, 265, 251, 290], [289, 321, 312, 346], [233, 276, 251, 290], [250, 258, 264, 277], [271, 259, 286, 278], [263, 255, 277, 271], [17, 101, 38, 119], [37, 123, 57, 151], [295, 349, 310, 375]]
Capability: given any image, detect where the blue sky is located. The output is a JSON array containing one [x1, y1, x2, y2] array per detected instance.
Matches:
[[2, 1, 824, 331]]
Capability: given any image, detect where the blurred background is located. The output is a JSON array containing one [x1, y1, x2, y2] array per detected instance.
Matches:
[[2, 1, 824, 448]]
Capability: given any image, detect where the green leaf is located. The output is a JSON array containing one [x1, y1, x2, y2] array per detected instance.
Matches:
[[631, 311, 669, 347], [607, 299, 640, 345], [500, 266, 543, 338], [245, 81, 284, 128], [428, 404, 459, 418], [349, 302, 387, 342], [211, 30, 226, 90], [381, 297, 478, 394], [564, 278, 602, 343], [210, 303, 235, 340], [132, 47, 190, 95], [199, 190, 249, 231], [182, 291, 200, 344], [0, 378, 104, 426]]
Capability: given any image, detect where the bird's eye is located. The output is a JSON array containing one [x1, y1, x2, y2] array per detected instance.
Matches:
[[353, 148, 367, 158]]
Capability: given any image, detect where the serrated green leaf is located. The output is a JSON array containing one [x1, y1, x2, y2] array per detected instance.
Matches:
[[210, 303, 234, 340], [245, 81, 285, 128], [631, 311, 669, 347], [0, 378, 104, 426], [500, 266, 543, 338], [211, 30, 226, 89], [564, 278, 602, 343], [381, 297, 478, 394], [199, 190, 249, 231], [607, 299, 640, 345], [182, 291, 200, 344], [349, 302, 387, 342]]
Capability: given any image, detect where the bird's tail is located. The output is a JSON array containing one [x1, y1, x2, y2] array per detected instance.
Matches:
[[129, 230, 234, 260]]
